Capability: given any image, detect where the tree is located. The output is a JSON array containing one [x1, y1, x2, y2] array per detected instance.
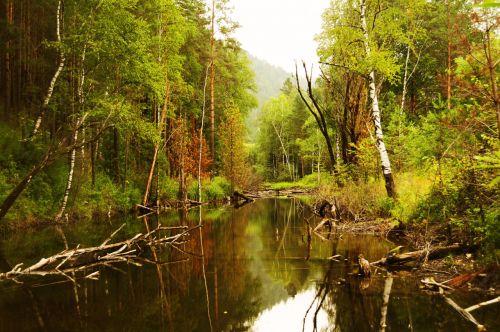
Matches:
[[295, 62, 338, 174], [219, 104, 248, 191], [317, 0, 415, 197]]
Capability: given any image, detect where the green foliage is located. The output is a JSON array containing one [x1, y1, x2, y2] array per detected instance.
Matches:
[[220, 105, 250, 190], [203, 176, 232, 201], [265, 172, 333, 191], [160, 177, 179, 200], [76, 174, 141, 218], [187, 176, 232, 202]]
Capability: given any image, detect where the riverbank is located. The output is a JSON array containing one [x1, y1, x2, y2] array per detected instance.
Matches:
[[259, 174, 498, 294]]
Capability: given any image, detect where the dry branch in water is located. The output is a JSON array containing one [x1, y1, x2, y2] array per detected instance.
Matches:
[[371, 244, 467, 266], [0, 224, 200, 283], [439, 288, 487, 332]]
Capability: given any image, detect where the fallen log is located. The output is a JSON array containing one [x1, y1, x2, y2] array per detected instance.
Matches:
[[0, 224, 200, 283], [232, 191, 254, 203], [447, 269, 486, 288], [371, 244, 467, 266]]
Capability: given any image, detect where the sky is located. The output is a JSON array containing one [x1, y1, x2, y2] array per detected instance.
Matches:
[[230, 0, 331, 73]]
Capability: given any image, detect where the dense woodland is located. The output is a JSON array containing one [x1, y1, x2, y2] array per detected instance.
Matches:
[[0, 0, 257, 222], [253, 0, 499, 254], [0, 0, 498, 254]]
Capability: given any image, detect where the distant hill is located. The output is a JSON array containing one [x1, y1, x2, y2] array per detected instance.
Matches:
[[247, 54, 291, 141]]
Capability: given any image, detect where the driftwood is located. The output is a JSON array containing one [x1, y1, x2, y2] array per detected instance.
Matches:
[[465, 297, 500, 313], [136, 199, 205, 214], [232, 191, 254, 203], [232, 191, 254, 208], [447, 269, 486, 288], [439, 288, 487, 331], [371, 244, 466, 266], [0, 224, 200, 283], [420, 277, 454, 291]]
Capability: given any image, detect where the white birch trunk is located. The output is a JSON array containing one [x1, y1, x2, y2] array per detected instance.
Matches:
[[400, 45, 411, 114], [272, 123, 292, 179], [79, 45, 87, 173], [55, 123, 79, 221], [32, 0, 66, 137], [360, 0, 396, 198]]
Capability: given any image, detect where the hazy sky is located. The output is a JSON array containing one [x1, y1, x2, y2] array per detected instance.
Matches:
[[230, 0, 331, 72]]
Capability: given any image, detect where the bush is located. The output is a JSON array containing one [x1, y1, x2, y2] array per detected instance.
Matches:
[[160, 177, 179, 200], [187, 176, 232, 201]]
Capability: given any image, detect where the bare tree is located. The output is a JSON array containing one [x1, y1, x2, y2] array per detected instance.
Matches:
[[295, 62, 338, 174]]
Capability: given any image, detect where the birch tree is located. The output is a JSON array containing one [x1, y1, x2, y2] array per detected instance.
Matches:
[[359, 0, 396, 197], [317, 0, 426, 197]]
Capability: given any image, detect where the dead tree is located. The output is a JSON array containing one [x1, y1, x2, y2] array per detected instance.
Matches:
[[0, 224, 200, 283], [295, 62, 338, 174]]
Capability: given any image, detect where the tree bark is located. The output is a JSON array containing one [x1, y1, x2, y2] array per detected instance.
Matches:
[[31, 0, 66, 138], [360, 0, 396, 198], [4, 0, 13, 116], [446, 0, 452, 111], [113, 128, 120, 183], [198, 64, 211, 201], [372, 244, 466, 266], [210, 0, 216, 161], [55, 129, 78, 221], [272, 123, 292, 179], [484, 26, 500, 138], [143, 81, 169, 206], [0, 153, 51, 221]]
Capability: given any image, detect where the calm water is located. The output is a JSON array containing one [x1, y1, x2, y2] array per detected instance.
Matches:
[[0, 198, 498, 331]]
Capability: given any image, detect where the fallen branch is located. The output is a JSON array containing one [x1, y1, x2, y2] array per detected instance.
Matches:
[[420, 277, 454, 291], [372, 244, 467, 266], [465, 297, 500, 313], [0, 224, 199, 283], [439, 288, 487, 331], [232, 191, 254, 203]]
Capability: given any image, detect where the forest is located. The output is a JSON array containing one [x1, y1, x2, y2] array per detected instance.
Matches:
[[2, 0, 497, 254], [0, 0, 499, 330]]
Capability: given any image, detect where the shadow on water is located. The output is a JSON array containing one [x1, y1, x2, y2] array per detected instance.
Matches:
[[0, 198, 498, 331]]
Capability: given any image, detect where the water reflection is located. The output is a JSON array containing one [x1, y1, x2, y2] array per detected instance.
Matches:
[[251, 288, 329, 332], [0, 198, 498, 331]]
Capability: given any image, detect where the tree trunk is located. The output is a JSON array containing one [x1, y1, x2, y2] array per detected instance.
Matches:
[[90, 138, 96, 188], [446, 0, 452, 111], [113, 128, 120, 183], [31, 0, 66, 138], [484, 27, 500, 138], [55, 114, 88, 221], [0, 153, 51, 221], [272, 123, 292, 179], [360, 0, 396, 198], [178, 122, 187, 203], [295, 63, 337, 173], [401, 46, 410, 114], [4, 0, 13, 116], [210, 0, 216, 162], [143, 80, 169, 206], [198, 63, 211, 201], [55, 129, 78, 221]]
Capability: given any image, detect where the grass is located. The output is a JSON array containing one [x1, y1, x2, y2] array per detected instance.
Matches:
[[314, 171, 434, 221], [264, 173, 332, 190]]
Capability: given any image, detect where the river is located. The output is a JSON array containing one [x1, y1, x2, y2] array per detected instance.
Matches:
[[0, 198, 497, 331]]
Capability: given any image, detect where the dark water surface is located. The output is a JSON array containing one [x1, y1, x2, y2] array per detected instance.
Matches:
[[0, 198, 498, 331]]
